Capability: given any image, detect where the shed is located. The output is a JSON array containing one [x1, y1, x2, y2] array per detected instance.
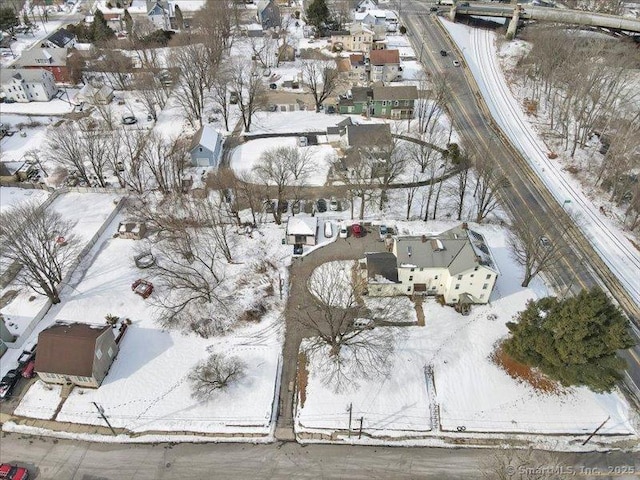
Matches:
[[286, 215, 318, 246], [189, 125, 223, 168]]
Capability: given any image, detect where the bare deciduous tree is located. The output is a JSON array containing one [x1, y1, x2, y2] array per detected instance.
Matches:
[[473, 155, 509, 223], [230, 60, 268, 132], [1, 203, 79, 304], [171, 44, 210, 127], [189, 353, 246, 399], [302, 60, 340, 112], [46, 122, 91, 186], [509, 217, 567, 288], [141, 132, 189, 194]]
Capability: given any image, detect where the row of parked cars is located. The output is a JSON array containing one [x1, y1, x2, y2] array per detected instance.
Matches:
[[264, 197, 341, 215], [0, 345, 36, 401]]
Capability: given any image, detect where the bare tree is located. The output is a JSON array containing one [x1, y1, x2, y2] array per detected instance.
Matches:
[[235, 170, 264, 226], [451, 153, 471, 221], [211, 68, 232, 131], [46, 122, 91, 185], [230, 60, 268, 132], [1, 203, 79, 304], [141, 133, 189, 194], [509, 217, 567, 288], [300, 262, 404, 392], [189, 352, 246, 399], [253, 146, 314, 224], [171, 43, 210, 127], [118, 129, 150, 194], [473, 155, 509, 223], [302, 60, 340, 112], [332, 150, 378, 220]]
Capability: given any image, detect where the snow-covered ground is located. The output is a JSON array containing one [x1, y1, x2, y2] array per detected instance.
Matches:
[[230, 137, 335, 186], [0, 186, 49, 213], [9, 204, 291, 437], [297, 223, 637, 441], [440, 19, 640, 308]]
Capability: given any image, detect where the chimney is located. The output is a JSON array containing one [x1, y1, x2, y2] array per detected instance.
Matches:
[[421, 235, 427, 243], [407, 246, 412, 257]]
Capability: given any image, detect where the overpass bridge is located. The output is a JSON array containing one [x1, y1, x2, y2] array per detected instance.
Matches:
[[448, 3, 640, 37]]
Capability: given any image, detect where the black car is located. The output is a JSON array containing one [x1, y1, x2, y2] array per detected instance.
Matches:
[[430, 6, 438, 11], [0, 369, 20, 400], [440, 50, 447, 57], [325, 105, 336, 114], [293, 244, 303, 255], [316, 198, 327, 213]]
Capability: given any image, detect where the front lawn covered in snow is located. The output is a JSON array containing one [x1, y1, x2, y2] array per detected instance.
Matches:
[[296, 224, 637, 440]]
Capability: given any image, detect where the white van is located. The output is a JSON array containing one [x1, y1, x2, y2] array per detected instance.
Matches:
[[324, 221, 333, 238], [298, 136, 308, 147]]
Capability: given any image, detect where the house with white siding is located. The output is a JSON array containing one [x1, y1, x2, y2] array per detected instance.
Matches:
[[0, 69, 58, 103], [363, 225, 499, 307]]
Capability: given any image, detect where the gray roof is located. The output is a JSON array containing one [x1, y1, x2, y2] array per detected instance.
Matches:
[[394, 225, 497, 274], [43, 28, 75, 48], [345, 123, 392, 147], [0, 68, 51, 84], [15, 47, 69, 67], [366, 252, 399, 283], [372, 85, 418, 101]]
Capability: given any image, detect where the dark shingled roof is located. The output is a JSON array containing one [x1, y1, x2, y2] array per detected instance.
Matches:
[[366, 252, 399, 283], [35, 323, 110, 377]]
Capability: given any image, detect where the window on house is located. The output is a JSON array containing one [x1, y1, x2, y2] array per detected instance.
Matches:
[[482, 283, 488, 290], [455, 284, 460, 290], [348, 106, 354, 113], [199, 147, 203, 152], [470, 274, 474, 278], [394, 100, 399, 106], [410, 268, 415, 272], [434, 275, 438, 280], [457, 274, 462, 280], [96, 348, 103, 360], [409, 276, 413, 281], [382, 101, 387, 106], [407, 286, 411, 292], [486, 274, 491, 280], [419, 268, 423, 272]]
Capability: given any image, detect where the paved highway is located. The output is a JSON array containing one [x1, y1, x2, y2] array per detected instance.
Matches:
[[1, 433, 638, 479], [401, 4, 640, 401]]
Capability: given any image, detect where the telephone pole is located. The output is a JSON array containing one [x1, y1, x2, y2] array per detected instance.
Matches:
[[92, 402, 117, 436], [347, 403, 353, 438], [358, 416, 364, 439], [582, 417, 610, 446]]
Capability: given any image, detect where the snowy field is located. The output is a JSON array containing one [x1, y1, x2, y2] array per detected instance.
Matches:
[[0, 186, 49, 213], [0, 123, 49, 164], [439, 19, 640, 309], [11, 208, 291, 437], [0, 192, 120, 341], [230, 138, 336, 186], [247, 111, 355, 136], [0, 98, 75, 116], [297, 223, 637, 439]]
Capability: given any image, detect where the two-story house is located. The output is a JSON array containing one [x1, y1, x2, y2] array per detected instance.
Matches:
[[34, 322, 119, 388], [369, 49, 400, 83], [0, 69, 58, 103], [336, 53, 368, 83], [363, 225, 499, 306], [14, 47, 72, 83], [331, 23, 376, 53], [336, 85, 417, 119], [256, 0, 281, 30]]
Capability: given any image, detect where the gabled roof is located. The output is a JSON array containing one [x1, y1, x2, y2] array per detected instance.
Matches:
[[148, 3, 167, 15], [0, 68, 52, 84], [15, 47, 69, 67], [286, 215, 318, 236], [369, 49, 399, 66], [345, 123, 392, 147], [372, 85, 418, 101], [35, 322, 111, 377], [190, 125, 221, 153], [350, 23, 374, 35], [43, 28, 75, 48]]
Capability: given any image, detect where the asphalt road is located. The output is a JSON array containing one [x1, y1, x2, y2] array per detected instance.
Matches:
[[400, 3, 640, 403], [1, 433, 639, 480]]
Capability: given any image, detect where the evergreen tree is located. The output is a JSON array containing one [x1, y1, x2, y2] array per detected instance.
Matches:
[[123, 8, 133, 35], [504, 288, 634, 392], [305, 0, 330, 32], [174, 4, 184, 30], [0, 7, 19, 34], [92, 9, 115, 43]]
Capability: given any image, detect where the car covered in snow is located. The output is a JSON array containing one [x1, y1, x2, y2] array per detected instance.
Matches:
[[0, 369, 20, 400]]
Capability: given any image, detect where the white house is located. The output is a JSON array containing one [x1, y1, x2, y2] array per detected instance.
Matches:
[[369, 49, 400, 83], [286, 215, 318, 246], [148, 1, 172, 30], [363, 225, 499, 306], [72, 80, 114, 106], [0, 69, 58, 103]]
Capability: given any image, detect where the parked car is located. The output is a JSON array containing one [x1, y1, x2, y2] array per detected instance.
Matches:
[[279, 200, 289, 213], [339, 224, 348, 239], [0, 464, 29, 480], [539, 236, 551, 248], [293, 244, 303, 255], [325, 105, 336, 114], [452, 60, 461, 67], [316, 198, 327, 213], [230, 91, 239, 104], [269, 83, 277, 90], [430, 6, 438, 11], [0, 369, 20, 400], [324, 221, 333, 238], [329, 196, 338, 211], [264, 200, 275, 213], [121, 115, 137, 125], [378, 224, 388, 241], [21, 360, 35, 379], [351, 224, 363, 237], [298, 136, 308, 147], [440, 50, 447, 56]]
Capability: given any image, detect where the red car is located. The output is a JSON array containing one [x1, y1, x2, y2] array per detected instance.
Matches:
[[351, 224, 364, 238], [0, 464, 29, 480], [21, 360, 35, 379]]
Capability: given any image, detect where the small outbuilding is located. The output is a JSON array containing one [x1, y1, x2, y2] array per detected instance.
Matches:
[[116, 221, 147, 240], [35, 322, 119, 388], [189, 125, 223, 168], [286, 215, 318, 246]]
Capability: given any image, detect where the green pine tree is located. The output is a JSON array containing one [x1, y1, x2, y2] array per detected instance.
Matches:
[[92, 9, 115, 43], [305, 0, 330, 32], [503, 288, 634, 392], [174, 4, 184, 30], [0, 7, 19, 34]]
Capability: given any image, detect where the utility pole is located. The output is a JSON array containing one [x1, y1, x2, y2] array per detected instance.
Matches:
[[92, 402, 117, 436], [582, 417, 610, 446], [358, 416, 364, 439], [347, 403, 353, 438]]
